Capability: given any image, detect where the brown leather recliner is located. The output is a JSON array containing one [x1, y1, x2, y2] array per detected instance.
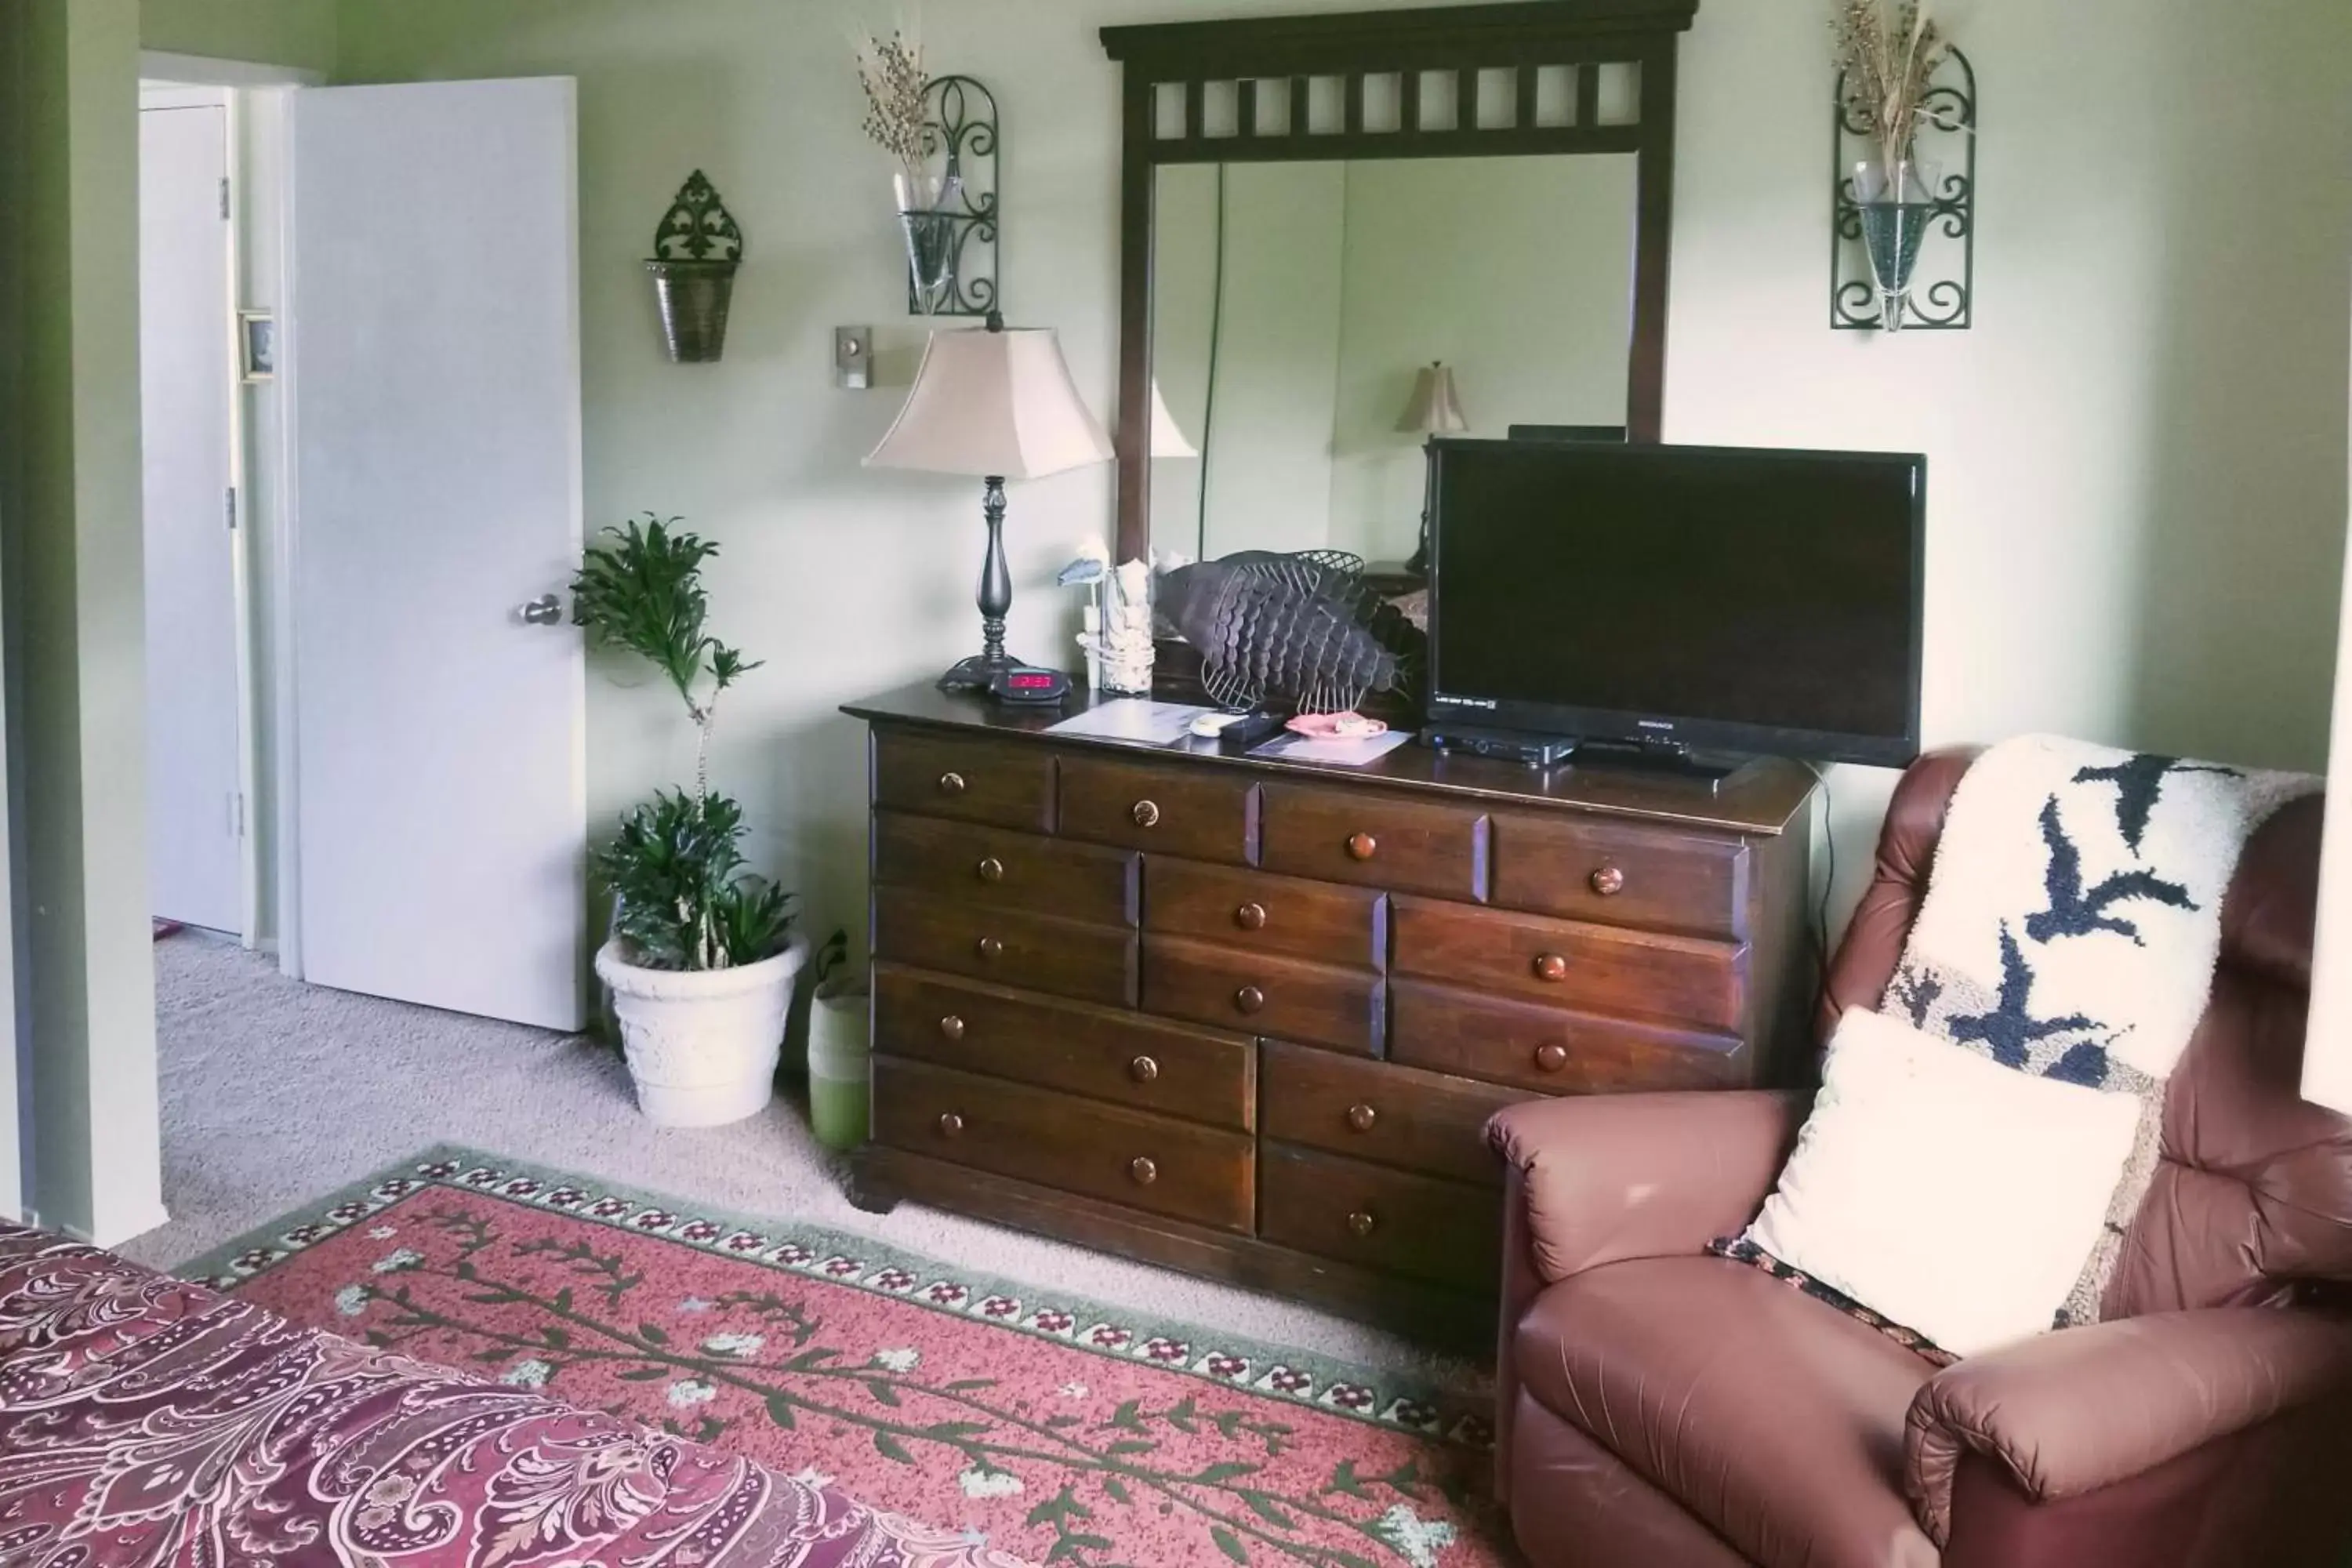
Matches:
[[1487, 748, 2352, 1568]]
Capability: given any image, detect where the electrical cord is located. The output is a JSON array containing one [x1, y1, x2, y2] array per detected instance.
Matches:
[[1806, 761, 1837, 1000], [1195, 163, 1228, 563]]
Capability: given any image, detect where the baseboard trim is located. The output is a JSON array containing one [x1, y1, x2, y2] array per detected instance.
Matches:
[[85, 1202, 174, 1250]]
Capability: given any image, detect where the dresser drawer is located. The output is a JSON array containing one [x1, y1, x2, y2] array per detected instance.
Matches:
[[874, 731, 1053, 831], [873, 964, 1254, 1130], [1392, 979, 1750, 1092], [1392, 896, 1744, 1031], [1058, 754, 1257, 864], [1259, 782, 1487, 901], [1144, 934, 1384, 1056], [873, 1056, 1254, 1232], [1259, 1040, 1521, 1185], [1258, 1143, 1501, 1290], [1492, 813, 1748, 939], [1144, 858, 1384, 969], [873, 891, 1136, 1007], [874, 812, 1138, 927]]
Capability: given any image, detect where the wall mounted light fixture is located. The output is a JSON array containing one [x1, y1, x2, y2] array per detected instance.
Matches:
[[898, 76, 1000, 318], [1831, 47, 1976, 332]]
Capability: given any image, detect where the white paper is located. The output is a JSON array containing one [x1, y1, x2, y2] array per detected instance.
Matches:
[[1249, 729, 1414, 765], [1047, 699, 1215, 747]]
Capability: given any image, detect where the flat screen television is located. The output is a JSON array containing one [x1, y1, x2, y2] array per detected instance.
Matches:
[[1425, 438, 1925, 768]]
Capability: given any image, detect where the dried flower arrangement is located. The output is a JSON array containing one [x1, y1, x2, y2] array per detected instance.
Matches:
[[855, 28, 933, 196], [1831, 0, 1953, 185]]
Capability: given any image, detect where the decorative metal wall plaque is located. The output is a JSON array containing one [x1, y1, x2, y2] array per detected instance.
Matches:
[[646, 171, 744, 361], [903, 75, 999, 318], [1831, 48, 1975, 332]]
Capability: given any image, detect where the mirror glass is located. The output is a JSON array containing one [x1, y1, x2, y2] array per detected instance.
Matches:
[[1148, 154, 1638, 567]]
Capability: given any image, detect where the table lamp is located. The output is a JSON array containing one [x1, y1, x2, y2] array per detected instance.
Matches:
[[1398, 361, 1468, 575], [867, 313, 1115, 690]]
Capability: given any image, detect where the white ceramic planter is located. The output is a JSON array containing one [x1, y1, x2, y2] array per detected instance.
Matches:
[[596, 933, 808, 1127]]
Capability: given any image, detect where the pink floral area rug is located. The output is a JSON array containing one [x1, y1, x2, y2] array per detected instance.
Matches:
[[185, 1147, 1513, 1568]]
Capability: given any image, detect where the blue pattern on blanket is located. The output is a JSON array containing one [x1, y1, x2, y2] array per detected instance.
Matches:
[[1873, 739, 2314, 1325]]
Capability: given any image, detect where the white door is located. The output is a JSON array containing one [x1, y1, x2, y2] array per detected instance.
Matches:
[[289, 78, 586, 1030], [141, 103, 245, 936]]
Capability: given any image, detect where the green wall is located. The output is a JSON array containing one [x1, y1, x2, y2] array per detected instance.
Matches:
[[1327, 154, 1636, 560], [0, 0, 164, 1243], [3, 0, 2343, 1242], [140, 0, 336, 73], [331, 0, 2352, 954], [0, 0, 330, 1240], [1153, 161, 1350, 561], [1152, 154, 1639, 564]]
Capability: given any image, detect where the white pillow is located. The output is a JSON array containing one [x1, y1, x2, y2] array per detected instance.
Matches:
[[1741, 1007, 2142, 1359]]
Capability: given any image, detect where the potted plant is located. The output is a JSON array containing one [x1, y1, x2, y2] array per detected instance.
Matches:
[[575, 515, 806, 1127]]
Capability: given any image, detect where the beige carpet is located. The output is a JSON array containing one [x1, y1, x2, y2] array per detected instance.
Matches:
[[129, 933, 1482, 1392]]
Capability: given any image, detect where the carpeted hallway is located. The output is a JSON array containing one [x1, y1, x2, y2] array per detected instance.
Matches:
[[129, 933, 1476, 1390]]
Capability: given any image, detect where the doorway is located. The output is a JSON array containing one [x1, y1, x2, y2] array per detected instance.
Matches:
[[138, 83, 249, 941]]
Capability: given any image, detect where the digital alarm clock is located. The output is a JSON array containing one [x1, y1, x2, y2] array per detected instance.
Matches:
[[986, 665, 1073, 706]]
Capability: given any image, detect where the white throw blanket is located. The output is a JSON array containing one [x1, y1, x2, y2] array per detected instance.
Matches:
[[1878, 735, 2316, 1322]]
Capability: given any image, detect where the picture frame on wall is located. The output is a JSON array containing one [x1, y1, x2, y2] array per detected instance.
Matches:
[[239, 310, 276, 382]]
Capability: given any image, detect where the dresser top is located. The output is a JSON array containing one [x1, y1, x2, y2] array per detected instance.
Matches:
[[843, 682, 1819, 836]]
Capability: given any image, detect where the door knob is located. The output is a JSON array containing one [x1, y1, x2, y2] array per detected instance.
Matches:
[[519, 593, 564, 626]]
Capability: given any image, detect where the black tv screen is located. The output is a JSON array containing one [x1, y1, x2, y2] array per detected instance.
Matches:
[[1426, 440, 1924, 767]]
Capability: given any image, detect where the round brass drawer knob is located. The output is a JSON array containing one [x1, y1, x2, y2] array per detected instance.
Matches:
[[938, 771, 967, 796], [1130, 1054, 1160, 1083], [1346, 1102, 1377, 1133], [1234, 902, 1269, 931], [1534, 953, 1569, 983], [1345, 832, 1378, 862], [1131, 799, 1161, 828], [939, 1014, 967, 1042], [976, 936, 1004, 962], [937, 1112, 964, 1137], [1234, 985, 1266, 1015], [1590, 864, 1627, 898], [1347, 1210, 1377, 1238], [1129, 1156, 1158, 1185], [976, 856, 1006, 884], [1534, 1042, 1569, 1073]]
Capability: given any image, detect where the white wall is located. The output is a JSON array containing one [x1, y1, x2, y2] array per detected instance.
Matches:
[[333, 0, 2352, 964], [1667, 0, 2352, 919], [1327, 154, 1635, 561]]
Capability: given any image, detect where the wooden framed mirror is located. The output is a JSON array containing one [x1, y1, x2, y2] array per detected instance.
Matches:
[[1101, 0, 1699, 568]]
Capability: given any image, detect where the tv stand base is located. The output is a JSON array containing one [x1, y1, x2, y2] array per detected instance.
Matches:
[[1570, 736, 1748, 786]]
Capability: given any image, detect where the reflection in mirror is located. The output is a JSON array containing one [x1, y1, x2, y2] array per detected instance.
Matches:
[[1149, 155, 1637, 568]]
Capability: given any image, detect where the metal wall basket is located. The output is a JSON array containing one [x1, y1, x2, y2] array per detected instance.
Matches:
[[647, 171, 744, 362]]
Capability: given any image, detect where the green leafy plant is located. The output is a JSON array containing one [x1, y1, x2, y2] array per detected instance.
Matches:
[[575, 517, 791, 971], [593, 790, 795, 971], [572, 514, 760, 801]]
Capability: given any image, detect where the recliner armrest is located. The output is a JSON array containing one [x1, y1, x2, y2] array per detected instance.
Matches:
[[1486, 1090, 1807, 1285], [1904, 1307, 2352, 1546]]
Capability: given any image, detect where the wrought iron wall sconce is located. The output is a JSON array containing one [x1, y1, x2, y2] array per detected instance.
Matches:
[[646, 171, 743, 361], [898, 75, 1000, 317], [1831, 49, 1976, 332]]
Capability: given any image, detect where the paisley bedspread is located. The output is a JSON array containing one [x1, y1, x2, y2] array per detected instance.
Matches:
[[0, 1222, 1030, 1566]]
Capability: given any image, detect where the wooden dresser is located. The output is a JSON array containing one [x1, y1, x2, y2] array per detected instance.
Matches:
[[844, 683, 1819, 1344]]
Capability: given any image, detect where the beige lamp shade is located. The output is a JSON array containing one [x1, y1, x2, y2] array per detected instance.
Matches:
[[866, 323, 1114, 480], [1396, 361, 1469, 435], [1149, 379, 1200, 459]]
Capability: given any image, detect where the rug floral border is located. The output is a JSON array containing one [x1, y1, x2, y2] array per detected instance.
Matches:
[[180, 1144, 1493, 1451]]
